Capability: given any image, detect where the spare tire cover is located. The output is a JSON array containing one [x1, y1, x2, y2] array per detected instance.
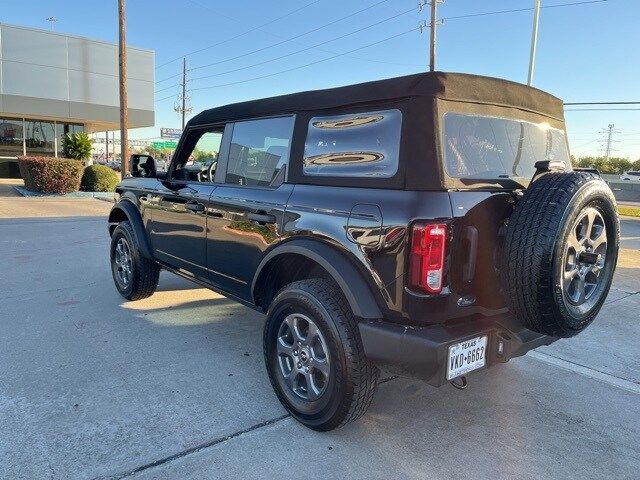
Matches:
[[501, 171, 619, 338]]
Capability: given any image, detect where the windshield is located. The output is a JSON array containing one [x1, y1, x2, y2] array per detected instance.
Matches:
[[443, 112, 569, 182]]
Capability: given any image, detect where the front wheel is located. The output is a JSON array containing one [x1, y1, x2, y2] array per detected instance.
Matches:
[[110, 221, 160, 301], [263, 279, 379, 431]]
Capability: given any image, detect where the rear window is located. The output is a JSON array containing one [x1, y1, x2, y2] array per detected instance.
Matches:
[[443, 113, 569, 182], [303, 109, 402, 178]]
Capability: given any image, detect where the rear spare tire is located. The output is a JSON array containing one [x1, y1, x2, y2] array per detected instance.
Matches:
[[502, 171, 619, 338]]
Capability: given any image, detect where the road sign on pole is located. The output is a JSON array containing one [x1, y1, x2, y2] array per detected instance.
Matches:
[[152, 141, 178, 149], [160, 128, 182, 139]]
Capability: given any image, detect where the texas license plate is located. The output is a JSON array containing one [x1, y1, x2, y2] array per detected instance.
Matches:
[[446, 335, 488, 380]]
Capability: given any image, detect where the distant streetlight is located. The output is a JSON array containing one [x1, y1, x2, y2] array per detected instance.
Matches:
[[46, 16, 58, 31]]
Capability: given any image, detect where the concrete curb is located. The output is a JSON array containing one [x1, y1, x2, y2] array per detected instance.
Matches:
[[13, 185, 115, 200]]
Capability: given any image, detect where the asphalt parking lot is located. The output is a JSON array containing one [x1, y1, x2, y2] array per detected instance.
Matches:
[[1, 191, 639, 480]]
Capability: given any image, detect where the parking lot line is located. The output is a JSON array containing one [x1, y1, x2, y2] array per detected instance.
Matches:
[[527, 350, 640, 395]]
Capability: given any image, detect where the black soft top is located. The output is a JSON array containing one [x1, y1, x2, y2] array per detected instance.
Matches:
[[187, 72, 565, 190], [189, 71, 564, 126]]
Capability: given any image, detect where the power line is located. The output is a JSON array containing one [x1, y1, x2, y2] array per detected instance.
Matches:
[[155, 26, 418, 103], [564, 101, 640, 105], [441, 0, 608, 21], [571, 139, 600, 149], [189, 27, 418, 93], [186, 0, 395, 75], [189, 7, 418, 83], [156, 1, 425, 85], [154, 0, 615, 105], [154, 0, 395, 85], [155, 0, 321, 70], [565, 108, 640, 111], [155, 82, 181, 94]]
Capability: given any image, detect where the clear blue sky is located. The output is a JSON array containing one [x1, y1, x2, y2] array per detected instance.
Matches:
[[3, 0, 639, 159]]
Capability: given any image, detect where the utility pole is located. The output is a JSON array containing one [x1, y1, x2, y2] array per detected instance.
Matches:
[[427, 1, 443, 71], [175, 57, 192, 129], [105, 131, 109, 160], [527, 0, 541, 85], [118, 0, 130, 176], [429, 1, 437, 71]]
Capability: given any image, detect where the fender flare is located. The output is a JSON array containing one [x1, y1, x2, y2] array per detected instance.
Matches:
[[251, 239, 383, 319], [108, 199, 154, 259]]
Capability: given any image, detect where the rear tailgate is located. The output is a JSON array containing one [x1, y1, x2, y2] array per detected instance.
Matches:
[[447, 190, 517, 310]]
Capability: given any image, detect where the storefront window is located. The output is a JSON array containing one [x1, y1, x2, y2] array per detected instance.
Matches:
[[25, 120, 56, 156], [0, 118, 24, 157], [56, 123, 84, 156]]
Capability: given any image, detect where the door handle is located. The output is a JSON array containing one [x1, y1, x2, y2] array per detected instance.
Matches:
[[185, 201, 205, 213], [247, 212, 276, 224]]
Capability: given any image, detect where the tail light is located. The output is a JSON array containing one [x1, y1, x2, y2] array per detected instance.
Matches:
[[409, 222, 447, 294]]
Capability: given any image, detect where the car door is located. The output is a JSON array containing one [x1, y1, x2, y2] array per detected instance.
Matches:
[[205, 116, 295, 299], [149, 124, 228, 282]]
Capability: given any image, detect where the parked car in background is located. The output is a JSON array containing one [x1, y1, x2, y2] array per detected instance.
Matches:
[[107, 160, 121, 172], [620, 171, 640, 182]]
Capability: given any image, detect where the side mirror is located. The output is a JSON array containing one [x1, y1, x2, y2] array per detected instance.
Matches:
[[131, 154, 157, 178]]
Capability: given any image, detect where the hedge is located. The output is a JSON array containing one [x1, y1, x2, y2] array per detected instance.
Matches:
[[17, 156, 84, 194], [81, 164, 120, 192]]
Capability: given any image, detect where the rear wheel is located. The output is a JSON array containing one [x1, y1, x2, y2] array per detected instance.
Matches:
[[110, 221, 160, 300], [263, 279, 379, 431]]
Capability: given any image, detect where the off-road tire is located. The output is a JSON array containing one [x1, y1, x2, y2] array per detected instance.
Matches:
[[502, 171, 619, 338], [110, 221, 160, 301], [263, 279, 380, 431]]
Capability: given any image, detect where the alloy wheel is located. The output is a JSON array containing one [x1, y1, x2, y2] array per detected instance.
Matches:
[[562, 207, 608, 306], [276, 313, 330, 401], [114, 237, 133, 288]]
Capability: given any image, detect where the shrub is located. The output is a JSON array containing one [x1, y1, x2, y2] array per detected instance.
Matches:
[[572, 156, 635, 174], [81, 164, 120, 192], [62, 132, 92, 162], [17, 156, 84, 193]]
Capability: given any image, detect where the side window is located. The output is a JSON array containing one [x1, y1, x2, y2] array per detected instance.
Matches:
[[225, 116, 294, 187], [303, 109, 402, 178], [172, 127, 223, 182]]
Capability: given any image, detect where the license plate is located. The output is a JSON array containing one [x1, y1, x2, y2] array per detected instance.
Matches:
[[446, 335, 488, 380]]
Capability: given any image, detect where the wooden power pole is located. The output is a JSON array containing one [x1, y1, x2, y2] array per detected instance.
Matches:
[[118, 0, 130, 176]]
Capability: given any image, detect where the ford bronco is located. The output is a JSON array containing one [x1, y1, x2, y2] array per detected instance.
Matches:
[[108, 72, 619, 431]]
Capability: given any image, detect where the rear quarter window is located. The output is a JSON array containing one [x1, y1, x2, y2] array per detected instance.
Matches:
[[443, 112, 569, 181], [303, 109, 402, 178]]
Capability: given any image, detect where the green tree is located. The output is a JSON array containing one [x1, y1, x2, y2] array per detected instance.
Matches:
[[572, 156, 634, 174], [192, 148, 216, 163], [142, 145, 163, 158], [62, 132, 92, 163]]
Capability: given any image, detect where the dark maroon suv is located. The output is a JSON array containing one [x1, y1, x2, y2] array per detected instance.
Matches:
[[108, 72, 619, 431]]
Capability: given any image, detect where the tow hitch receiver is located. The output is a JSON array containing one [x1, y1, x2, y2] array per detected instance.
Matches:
[[450, 376, 468, 390]]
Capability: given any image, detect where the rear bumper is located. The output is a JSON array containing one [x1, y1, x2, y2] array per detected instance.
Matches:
[[359, 315, 557, 387]]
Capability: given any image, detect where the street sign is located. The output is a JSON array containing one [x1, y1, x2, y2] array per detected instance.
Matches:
[[160, 127, 182, 139], [152, 141, 178, 149]]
